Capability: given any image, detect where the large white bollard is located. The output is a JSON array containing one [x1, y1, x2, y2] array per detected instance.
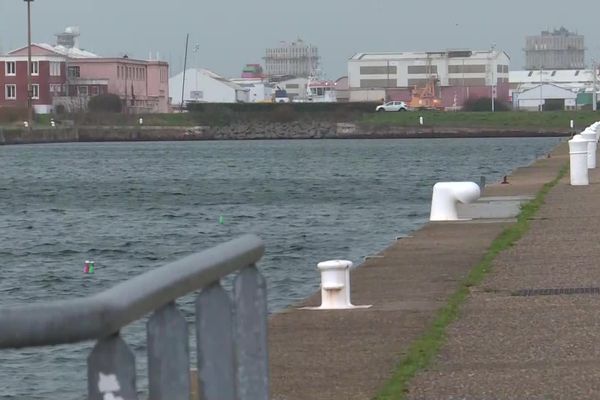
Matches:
[[430, 182, 481, 221], [569, 134, 589, 186], [580, 130, 597, 169], [303, 260, 371, 310], [593, 122, 600, 141]]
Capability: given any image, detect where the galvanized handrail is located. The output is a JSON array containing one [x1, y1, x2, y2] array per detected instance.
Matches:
[[0, 234, 264, 348], [0, 234, 269, 399]]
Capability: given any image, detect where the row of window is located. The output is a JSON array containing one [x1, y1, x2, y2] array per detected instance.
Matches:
[[117, 65, 146, 81], [359, 77, 506, 88], [4, 61, 63, 76], [4, 84, 37, 99], [4, 84, 100, 99], [359, 65, 510, 75]]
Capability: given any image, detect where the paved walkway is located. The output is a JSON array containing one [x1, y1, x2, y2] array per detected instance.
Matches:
[[269, 143, 569, 399], [407, 143, 600, 399]]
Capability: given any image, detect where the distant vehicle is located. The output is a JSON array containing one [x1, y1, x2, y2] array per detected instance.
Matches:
[[274, 89, 290, 103], [376, 101, 408, 112]]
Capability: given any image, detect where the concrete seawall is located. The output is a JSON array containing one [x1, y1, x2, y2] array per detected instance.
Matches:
[[0, 122, 571, 145]]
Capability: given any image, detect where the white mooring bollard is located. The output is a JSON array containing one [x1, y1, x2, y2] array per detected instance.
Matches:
[[302, 260, 371, 310], [592, 122, 600, 141], [429, 182, 481, 221], [581, 129, 597, 169], [569, 134, 589, 186]]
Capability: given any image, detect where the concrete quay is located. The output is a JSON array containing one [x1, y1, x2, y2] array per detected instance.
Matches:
[[268, 142, 569, 399], [406, 145, 600, 398]]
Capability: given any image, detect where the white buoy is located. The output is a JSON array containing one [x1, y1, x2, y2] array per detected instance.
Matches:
[[569, 135, 589, 186], [302, 260, 371, 310], [419, 116, 424, 125], [580, 130, 597, 169], [430, 182, 481, 221]]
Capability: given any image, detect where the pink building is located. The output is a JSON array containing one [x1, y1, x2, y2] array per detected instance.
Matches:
[[0, 32, 169, 114], [66, 56, 169, 113]]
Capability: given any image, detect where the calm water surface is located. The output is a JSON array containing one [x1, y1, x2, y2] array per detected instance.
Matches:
[[0, 138, 560, 398]]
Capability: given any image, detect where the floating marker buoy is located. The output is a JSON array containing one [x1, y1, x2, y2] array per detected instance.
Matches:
[[218, 215, 224, 224], [84, 260, 95, 274]]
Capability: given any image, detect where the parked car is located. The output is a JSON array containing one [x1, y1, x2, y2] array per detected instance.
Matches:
[[376, 101, 408, 112]]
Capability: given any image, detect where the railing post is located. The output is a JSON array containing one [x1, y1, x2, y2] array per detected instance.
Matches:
[[195, 282, 237, 400], [87, 333, 137, 400], [147, 301, 190, 400], [233, 265, 269, 400]]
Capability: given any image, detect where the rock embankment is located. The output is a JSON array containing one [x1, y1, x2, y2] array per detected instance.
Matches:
[[0, 122, 570, 145]]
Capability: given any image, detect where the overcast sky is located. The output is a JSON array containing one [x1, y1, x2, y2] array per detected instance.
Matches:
[[1, 0, 598, 79]]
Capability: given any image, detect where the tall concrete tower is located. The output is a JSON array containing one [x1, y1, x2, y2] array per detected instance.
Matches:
[[264, 38, 319, 78], [525, 27, 585, 70]]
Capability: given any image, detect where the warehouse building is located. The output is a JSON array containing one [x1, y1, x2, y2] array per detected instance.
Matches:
[[347, 49, 510, 107], [510, 68, 599, 110]]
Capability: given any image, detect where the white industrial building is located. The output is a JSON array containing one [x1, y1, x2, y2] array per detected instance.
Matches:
[[347, 50, 510, 102], [510, 69, 598, 93], [169, 68, 249, 105], [510, 69, 599, 110], [272, 77, 309, 100], [512, 83, 577, 111], [229, 78, 273, 102]]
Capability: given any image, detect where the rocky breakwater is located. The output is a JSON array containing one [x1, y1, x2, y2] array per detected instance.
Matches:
[[188, 121, 339, 140], [188, 122, 569, 140]]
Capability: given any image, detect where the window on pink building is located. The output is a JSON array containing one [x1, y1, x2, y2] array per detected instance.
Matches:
[[30, 61, 39, 76], [91, 86, 99, 96], [5, 62, 16, 76], [68, 66, 80, 78], [5, 84, 16, 100], [50, 62, 61, 77], [32, 84, 39, 99]]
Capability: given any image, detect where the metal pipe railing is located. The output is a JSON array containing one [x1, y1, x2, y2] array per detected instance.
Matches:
[[0, 234, 264, 349]]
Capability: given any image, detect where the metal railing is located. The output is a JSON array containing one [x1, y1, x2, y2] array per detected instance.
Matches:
[[0, 234, 268, 400]]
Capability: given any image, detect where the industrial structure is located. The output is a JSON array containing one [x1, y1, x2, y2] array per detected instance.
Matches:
[[525, 28, 585, 70], [264, 39, 319, 78], [170, 68, 250, 104], [347, 49, 510, 107]]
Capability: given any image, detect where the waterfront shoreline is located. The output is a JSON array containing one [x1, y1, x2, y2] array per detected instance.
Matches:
[[267, 141, 568, 399], [0, 123, 572, 145]]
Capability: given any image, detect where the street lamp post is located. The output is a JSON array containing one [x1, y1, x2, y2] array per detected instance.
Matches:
[[24, 0, 34, 130], [593, 59, 598, 112]]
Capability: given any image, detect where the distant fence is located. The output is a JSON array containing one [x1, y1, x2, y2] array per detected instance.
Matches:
[[0, 234, 268, 400]]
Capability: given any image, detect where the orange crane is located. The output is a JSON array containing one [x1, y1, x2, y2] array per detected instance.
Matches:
[[408, 77, 443, 110]]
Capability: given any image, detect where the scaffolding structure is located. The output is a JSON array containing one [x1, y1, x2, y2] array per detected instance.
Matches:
[[264, 38, 319, 78], [525, 27, 585, 70]]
